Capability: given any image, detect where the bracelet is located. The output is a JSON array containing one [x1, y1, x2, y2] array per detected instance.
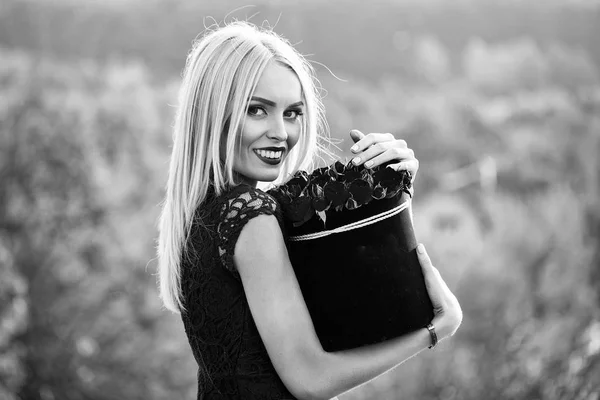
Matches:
[[426, 323, 438, 349]]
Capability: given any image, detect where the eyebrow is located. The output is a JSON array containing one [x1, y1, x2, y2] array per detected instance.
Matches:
[[250, 96, 304, 108]]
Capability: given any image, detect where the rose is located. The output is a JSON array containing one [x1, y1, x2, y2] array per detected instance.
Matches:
[[345, 197, 359, 210], [401, 172, 413, 197], [324, 181, 349, 207], [343, 167, 362, 183], [307, 183, 330, 212], [373, 166, 401, 188], [285, 196, 314, 225], [270, 190, 292, 208], [312, 196, 331, 212], [291, 169, 309, 181], [372, 184, 387, 200], [348, 179, 373, 206], [270, 160, 413, 229], [286, 170, 310, 197], [310, 172, 330, 191], [327, 161, 346, 178], [332, 161, 345, 175], [309, 183, 324, 198], [361, 168, 375, 186], [373, 166, 404, 197], [310, 165, 329, 179]]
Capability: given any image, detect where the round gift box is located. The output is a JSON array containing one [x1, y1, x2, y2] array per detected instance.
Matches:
[[282, 190, 434, 352]]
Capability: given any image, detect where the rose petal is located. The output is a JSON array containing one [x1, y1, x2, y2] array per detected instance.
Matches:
[[324, 181, 349, 207], [333, 161, 346, 175], [312, 197, 331, 212], [348, 179, 373, 205], [372, 185, 387, 200], [345, 197, 359, 210], [286, 196, 314, 222], [344, 169, 362, 183]]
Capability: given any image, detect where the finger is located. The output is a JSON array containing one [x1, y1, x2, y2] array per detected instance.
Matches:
[[388, 159, 419, 178], [355, 147, 415, 168], [355, 142, 413, 163], [418, 244, 446, 310], [350, 132, 395, 154], [417, 245, 445, 287], [349, 129, 366, 144], [432, 266, 453, 294], [418, 244, 440, 285], [417, 243, 433, 270], [431, 266, 444, 282]]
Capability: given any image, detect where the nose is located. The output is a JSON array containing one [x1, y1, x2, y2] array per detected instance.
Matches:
[[266, 116, 288, 142]]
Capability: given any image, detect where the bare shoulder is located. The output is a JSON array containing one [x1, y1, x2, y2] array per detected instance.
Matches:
[[233, 213, 287, 279]]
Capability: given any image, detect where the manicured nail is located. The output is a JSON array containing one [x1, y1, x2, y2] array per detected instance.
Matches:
[[365, 160, 373, 168], [352, 157, 361, 165], [351, 145, 359, 153], [417, 244, 425, 254]]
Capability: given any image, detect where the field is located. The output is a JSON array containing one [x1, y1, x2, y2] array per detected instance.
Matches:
[[1, 1, 599, 399]]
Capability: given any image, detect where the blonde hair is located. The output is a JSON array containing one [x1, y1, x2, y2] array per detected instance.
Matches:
[[157, 21, 331, 313]]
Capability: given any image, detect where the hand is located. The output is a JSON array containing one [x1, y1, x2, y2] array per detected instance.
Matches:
[[349, 129, 419, 182], [417, 243, 462, 340]]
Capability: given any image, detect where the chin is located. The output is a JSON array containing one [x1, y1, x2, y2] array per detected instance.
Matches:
[[236, 156, 287, 184], [237, 168, 282, 185], [256, 170, 281, 183]]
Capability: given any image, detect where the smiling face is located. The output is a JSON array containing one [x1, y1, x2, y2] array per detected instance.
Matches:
[[233, 61, 304, 186]]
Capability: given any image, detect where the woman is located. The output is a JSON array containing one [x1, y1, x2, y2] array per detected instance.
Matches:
[[157, 22, 462, 400]]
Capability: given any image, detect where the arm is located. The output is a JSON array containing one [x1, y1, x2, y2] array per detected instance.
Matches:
[[235, 215, 461, 400]]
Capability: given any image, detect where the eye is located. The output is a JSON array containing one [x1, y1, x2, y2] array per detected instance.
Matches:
[[248, 105, 266, 117], [284, 109, 304, 120]]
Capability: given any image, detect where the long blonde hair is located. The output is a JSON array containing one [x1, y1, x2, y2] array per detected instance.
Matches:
[[157, 22, 331, 313]]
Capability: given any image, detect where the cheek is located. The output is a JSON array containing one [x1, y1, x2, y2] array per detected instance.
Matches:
[[288, 124, 302, 150], [240, 118, 264, 148]]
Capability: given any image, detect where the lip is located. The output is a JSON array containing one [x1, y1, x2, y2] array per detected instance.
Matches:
[[253, 148, 285, 166]]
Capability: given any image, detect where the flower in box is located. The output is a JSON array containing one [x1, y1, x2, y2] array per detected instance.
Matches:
[[268, 161, 433, 352]]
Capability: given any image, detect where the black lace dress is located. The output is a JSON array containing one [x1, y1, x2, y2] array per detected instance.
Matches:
[[180, 184, 296, 400]]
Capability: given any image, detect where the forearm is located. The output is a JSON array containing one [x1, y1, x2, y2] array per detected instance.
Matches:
[[304, 327, 432, 399], [236, 215, 447, 400]]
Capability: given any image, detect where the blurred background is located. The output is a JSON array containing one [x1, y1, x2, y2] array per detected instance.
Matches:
[[1, 0, 599, 399]]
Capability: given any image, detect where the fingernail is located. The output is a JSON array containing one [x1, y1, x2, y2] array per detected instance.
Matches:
[[417, 244, 425, 254], [365, 160, 373, 168], [352, 157, 361, 165], [351, 145, 359, 153]]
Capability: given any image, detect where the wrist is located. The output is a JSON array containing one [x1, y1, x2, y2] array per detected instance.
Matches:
[[432, 307, 462, 340], [431, 314, 450, 340]]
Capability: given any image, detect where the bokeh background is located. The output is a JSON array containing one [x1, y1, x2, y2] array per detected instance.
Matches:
[[1, 0, 599, 399]]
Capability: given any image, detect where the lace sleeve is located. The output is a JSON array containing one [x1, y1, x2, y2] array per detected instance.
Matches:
[[217, 186, 280, 274]]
